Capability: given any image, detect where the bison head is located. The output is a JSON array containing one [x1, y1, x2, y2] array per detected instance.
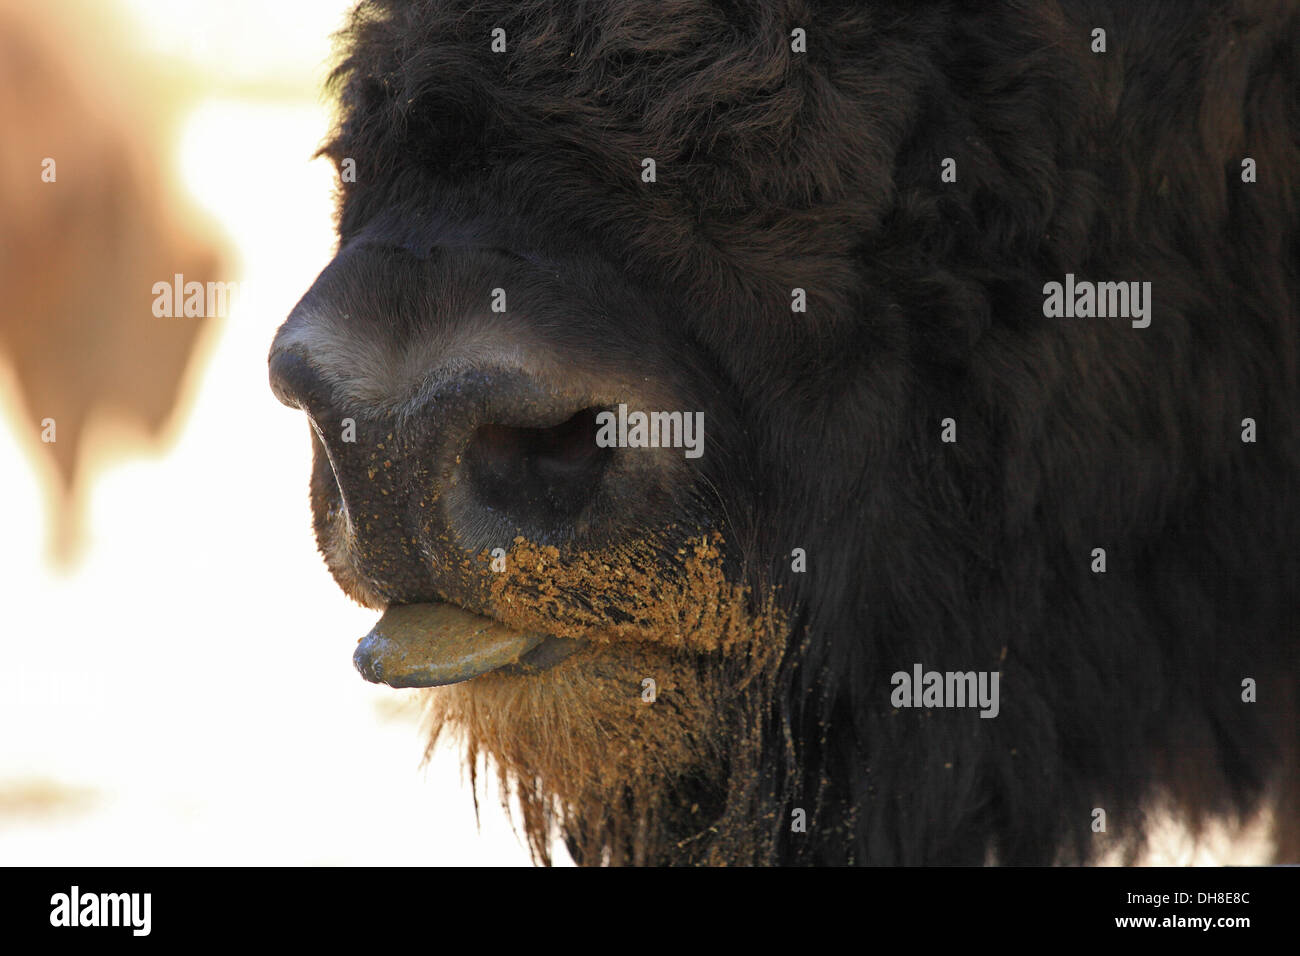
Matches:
[[270, 0, 1300, 865]]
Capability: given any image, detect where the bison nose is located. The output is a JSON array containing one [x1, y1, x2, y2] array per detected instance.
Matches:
[[268, 243, 694, 597], [269, 333, 635, 582], [462, 407, 614, 527], [267, 344, 330, 416]]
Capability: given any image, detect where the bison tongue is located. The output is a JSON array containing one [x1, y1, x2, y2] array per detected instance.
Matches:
[[353, 603, 544, 688]]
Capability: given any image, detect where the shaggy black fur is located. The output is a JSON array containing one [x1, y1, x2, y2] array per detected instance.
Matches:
[[315, 0, 1299, 864]]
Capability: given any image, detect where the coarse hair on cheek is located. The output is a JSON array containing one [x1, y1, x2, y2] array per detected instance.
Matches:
[[421, 640, 732, 866], [426, 616, 790, 868]]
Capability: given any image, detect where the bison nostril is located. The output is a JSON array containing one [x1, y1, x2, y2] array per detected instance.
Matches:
[[464, 407, 612, 525]]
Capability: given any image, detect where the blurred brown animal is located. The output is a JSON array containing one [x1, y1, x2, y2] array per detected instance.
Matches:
[[0, 0, 223, 559]]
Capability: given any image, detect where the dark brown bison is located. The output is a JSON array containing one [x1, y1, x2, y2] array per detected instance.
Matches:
[[270, 0, 1299, 865]]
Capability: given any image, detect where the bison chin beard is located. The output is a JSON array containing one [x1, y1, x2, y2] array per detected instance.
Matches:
[[422, 635, 782, 866]]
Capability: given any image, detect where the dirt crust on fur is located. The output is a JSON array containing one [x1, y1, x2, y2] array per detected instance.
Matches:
[[425, 533, 787, 865]]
